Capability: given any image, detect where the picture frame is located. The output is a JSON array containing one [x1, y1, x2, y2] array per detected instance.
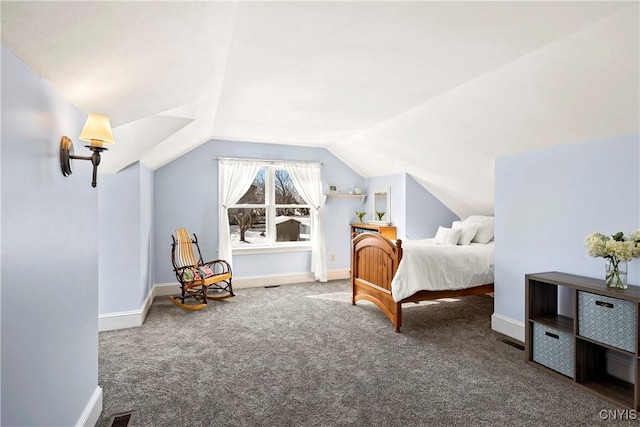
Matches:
[[327, 184, 339, 194]]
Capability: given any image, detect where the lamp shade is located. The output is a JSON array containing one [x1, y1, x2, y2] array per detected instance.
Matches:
[[79, 114, 115, 146]]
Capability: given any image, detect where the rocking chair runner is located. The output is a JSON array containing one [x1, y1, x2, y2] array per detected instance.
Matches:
[[170, 228, 234, 310]]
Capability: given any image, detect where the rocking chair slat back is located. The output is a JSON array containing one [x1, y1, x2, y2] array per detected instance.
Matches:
[[174, 228, 199, 268]]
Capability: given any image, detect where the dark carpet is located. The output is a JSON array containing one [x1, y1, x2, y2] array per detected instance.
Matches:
[[96, 279, 635, 426]]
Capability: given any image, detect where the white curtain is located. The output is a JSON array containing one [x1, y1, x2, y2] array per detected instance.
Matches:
[[285, 162, 327, 282], [218, 159, 261, 267]]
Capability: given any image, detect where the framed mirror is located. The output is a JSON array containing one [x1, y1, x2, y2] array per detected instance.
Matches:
[[370, 187, 391, 224]]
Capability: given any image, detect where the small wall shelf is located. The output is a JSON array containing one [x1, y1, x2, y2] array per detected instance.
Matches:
[[323, 194, 366, 203]]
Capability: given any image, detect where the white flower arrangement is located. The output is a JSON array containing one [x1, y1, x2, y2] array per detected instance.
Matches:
[[584, 230, 640, 288], [584, 231, 640, 261]]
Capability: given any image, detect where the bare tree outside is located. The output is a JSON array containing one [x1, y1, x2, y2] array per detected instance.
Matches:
[[275, 170, 297, 204], [229, 168, 311, 244], [229, 207, 262, 242], [275, 170, 309, 217], [230, 169, 265, 242]]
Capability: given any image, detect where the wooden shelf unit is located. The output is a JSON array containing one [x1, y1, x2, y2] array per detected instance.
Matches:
[[526, 271, 640, 410], [350, 223, 397, 241]]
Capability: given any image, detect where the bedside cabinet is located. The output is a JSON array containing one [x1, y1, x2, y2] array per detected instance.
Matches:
[[350, 223, 396, 240]]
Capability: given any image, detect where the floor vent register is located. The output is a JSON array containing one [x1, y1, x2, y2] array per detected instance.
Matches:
[[109, 412, 134, 427]]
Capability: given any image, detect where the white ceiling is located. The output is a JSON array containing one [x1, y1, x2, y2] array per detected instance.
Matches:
[[2, 1, 638, 217]]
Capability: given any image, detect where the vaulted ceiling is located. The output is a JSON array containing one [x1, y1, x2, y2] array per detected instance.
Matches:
[[2, 1, 638, 217]]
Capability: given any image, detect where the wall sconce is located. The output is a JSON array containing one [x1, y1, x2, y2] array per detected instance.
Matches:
[[60, 113, 115, 188]]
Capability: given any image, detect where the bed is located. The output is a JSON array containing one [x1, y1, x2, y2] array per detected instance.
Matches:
[[350, 217, 495, 332]]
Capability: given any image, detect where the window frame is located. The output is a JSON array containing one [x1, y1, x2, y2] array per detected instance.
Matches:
[[229, 163, 312, 254]]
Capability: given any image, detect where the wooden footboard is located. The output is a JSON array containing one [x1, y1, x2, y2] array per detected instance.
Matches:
[[351, 232, 404, 332], [351, 232, 494, 332]]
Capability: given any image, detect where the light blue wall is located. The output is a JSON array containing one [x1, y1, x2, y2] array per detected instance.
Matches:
[[1, 46, 100, 426], [365, 174, 406, 235], [99, 163, 142, 313], [99, 161, 154, 314], [154, 139, 364, 283], [495, 134, 640, 326], [365, 173, 458, 240], [405, 174, 458, 240]]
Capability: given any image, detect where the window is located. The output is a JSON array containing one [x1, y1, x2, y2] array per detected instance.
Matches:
[[229, 166, 311, 251]]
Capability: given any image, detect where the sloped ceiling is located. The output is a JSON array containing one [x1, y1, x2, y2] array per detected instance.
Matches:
[[2, 1, 638, 217]]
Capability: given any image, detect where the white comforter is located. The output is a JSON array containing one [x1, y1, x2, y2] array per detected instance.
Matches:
[[391, 239, 495, 302]]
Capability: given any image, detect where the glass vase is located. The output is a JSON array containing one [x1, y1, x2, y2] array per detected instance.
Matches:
[[605, 257, 628, 289]]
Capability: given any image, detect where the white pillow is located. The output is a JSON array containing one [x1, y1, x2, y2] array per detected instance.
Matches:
[[452, 221, 481, 246], [463, 215, 494, 244], [434, 226, 462, 246]]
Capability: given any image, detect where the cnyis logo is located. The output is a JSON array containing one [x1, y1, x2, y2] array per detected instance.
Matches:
[[599, 409, 637, 420]]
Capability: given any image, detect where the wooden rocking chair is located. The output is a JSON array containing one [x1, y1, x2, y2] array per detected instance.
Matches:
[[170, 228, 234, 310]]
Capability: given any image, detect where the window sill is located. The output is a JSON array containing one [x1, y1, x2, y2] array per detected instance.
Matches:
[[232, 244, 312, 255]]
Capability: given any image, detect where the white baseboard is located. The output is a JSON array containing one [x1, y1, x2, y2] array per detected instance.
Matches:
[[140, 286, 155, 322], [491, 313, 525, 343], [76, 386, 102, 427], [99, 270, 349, 332], [154, 282, 181, 296], [233, 269, 350, 288], [98, 309, 143, 332], [328, 268, 350, 280], [233, 272, 316, 288], [98, 287, 155, 332]]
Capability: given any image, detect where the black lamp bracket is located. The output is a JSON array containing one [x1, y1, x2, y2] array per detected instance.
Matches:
[[60, 136, 108, 188]]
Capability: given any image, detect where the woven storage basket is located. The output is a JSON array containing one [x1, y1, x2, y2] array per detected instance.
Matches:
[[533, 322, 575, 378], [578, 291, 636, 353]]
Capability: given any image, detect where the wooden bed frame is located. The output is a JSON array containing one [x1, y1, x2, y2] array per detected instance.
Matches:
[[351, 232, 494, 332]]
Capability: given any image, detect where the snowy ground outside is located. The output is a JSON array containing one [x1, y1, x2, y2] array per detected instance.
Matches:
[[230, 225, 309, 245], [230, 225, 267, 245]]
